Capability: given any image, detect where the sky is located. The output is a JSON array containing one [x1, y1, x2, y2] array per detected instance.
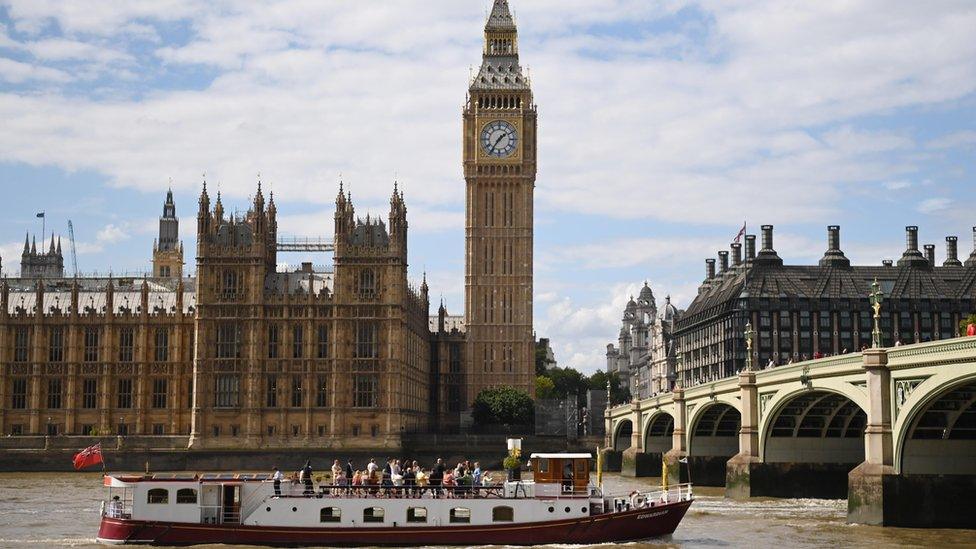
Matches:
[[0, 0, 974, 374]]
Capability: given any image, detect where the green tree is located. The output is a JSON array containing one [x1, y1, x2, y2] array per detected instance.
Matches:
[[471, 387, 535, 426], [535, 375, 556, 399], [535, 344, 549, 376], [588, 370, 631, 404], [544, 367, 589, 406]]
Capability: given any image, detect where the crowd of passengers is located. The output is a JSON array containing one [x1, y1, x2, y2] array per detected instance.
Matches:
[[270, 458, 497, 498]]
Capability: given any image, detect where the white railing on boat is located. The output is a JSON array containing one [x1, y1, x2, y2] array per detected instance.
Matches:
[[605, 483, 693, 513]]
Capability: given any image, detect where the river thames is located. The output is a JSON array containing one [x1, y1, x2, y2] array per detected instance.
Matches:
[[0, 473, 973, 548]]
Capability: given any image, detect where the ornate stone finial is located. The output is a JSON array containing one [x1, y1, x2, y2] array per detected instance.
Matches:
[[606, 378, 611, 406], [869, 278, 884, 348], [744, 321, 755, 371]]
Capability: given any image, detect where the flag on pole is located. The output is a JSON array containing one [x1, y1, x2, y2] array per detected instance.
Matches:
[[36, 212, 45, 218], [73, 443, 103, 470], [733, 222, 746, 243]]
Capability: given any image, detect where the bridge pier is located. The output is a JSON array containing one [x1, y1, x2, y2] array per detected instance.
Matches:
[[726, 371, 761, 499], [620, 401, 643, 477], [661, 388, 686, 486], [848, 348, 899, 525]]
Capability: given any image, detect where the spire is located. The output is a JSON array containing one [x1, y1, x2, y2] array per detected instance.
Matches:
[[56, 237, 61, 255], [486, 0, 516, 31], [23, 233, 29, 255], [49, 234, 56, 254], [31, 236, 36, 255]]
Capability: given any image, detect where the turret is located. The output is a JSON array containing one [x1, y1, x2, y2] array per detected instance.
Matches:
[[197, 181, 211, 236], [945, 236, 962, 267]]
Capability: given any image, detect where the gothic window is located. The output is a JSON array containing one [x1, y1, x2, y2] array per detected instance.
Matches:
[[316, 325, 329, 359], [216, 323, 241, 359], [11, 378, 27, 409], [220, 270, 240, 297], [291, 375, 303, 407], [214, 375, 240, 408], [48, 327, 64, 363], [152, 378, 168, 409], [117, 378, 133, 409], [119, 328, 134, 362], [292, 325, 304, 359], [315, 376, 328, 407], [14, 327, 29, 363], [353, 374, 378, 408], [84, 327, 100, 362], [266, 375, 278, 407], [47, 378, 62, 409], [160, 266, 171, 278], [355, 322, 378, 359], [268, 324, 280, 359], [155, 328, 169, 362], [358, 269, 376, 296], [82, 378, 97, 409]]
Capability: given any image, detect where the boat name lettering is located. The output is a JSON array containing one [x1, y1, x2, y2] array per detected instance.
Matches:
[[637, 510, 668, 519]]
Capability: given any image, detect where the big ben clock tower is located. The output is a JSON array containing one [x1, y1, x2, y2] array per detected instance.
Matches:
[[464, 0, 536, 404]]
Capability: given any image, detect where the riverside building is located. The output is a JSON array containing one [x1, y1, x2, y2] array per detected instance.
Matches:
[[0, 0, 538, 449], [674, 225, 976, 388]]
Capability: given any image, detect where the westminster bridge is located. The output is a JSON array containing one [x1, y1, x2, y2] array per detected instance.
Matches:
[[605, 337, 976, 529]]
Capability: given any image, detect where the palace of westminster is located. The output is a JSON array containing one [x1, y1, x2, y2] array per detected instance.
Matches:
[[0, 1, 537, 449]]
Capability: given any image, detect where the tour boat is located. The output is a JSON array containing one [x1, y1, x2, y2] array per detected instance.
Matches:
[[96, 449, 693, 546]]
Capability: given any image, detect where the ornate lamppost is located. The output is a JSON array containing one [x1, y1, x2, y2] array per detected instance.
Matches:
[[869, 278, 884, 349], [744, 322, 756, 371]]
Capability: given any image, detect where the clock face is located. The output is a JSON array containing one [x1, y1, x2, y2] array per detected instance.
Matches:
[[481, 120, 518, 158]]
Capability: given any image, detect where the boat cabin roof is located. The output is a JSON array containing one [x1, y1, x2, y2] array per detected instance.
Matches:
[[529, 453, 592, 459]]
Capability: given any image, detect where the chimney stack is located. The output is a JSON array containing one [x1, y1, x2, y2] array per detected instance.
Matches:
[[731, 243, 742, 267], [924, 244, 936, 266], [819, 225, 850, 268], [761, 225, 774, 252], [745, 235, 756, 261], [705, 258, 716, 280], [897, 225, 928, 267], [945, 236, 962, 267], [882, 259, 893, 267], [718, 251, 729, 273], [906, 226, 919, 251]]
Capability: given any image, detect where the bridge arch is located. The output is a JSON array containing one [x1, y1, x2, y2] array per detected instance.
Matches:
[[612, 419, 633, 452], [642, 411, 674, 453], [688, 401, 741, 458], [895, 370, 976, 475], [761, 387, 866, 466]]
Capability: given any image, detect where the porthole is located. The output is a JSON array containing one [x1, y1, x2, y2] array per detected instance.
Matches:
[[582, 507, 588, 513], [548, 507, 554, 513], [564, 507, 571, 513], [266, 507, 271, 512], [292, 507, 297, 512]]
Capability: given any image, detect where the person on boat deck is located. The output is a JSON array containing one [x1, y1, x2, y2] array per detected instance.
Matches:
[[271, 466, 283, 497], [431, 458, 445, 494], [331, 460, 345, 495], [403, 466, 416, 494], [367, 458, 379, 478], [563, 461, 574, 492], [345, 460, 355, 486], [108, 495, 123, 518], [472, 462, 482, 486], [382, 458, 393, 489], [443, 469, 456, 497], [301, 460, 314, 495], [415, 467, 428, 491]]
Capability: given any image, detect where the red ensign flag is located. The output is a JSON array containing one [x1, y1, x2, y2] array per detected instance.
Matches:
[[73, 443, 103, 470]]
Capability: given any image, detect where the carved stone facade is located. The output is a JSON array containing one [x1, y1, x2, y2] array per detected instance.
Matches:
[[0, 1, 540, 447]]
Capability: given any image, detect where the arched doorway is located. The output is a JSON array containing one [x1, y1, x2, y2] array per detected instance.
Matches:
[[763, 390, 866, 498]]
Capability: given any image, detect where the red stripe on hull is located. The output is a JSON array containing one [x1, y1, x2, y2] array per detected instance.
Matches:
[[97, 500, 692, 546]]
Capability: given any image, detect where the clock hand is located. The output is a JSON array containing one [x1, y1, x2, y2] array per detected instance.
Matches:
[[492, 133, 507, 148]]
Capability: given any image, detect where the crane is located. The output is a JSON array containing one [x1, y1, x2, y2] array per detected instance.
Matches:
[[67, 220, 79, 277]]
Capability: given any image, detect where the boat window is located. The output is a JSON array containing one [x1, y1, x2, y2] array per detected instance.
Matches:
[[492, 506, 514, 522], [363, 507, 384, 523], [176, 488, 197, 504], [450, 507, 471, 523], [147, 488, 168, 504], [537, 459, 549, 474], [407, 507, 427, 523], [320, 507, 341, 523]]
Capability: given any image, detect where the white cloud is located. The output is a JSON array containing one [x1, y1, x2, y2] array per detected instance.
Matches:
[[917, 197, 952, 214], [927, 130, 976, 150], [0, 57, 71, 83]]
